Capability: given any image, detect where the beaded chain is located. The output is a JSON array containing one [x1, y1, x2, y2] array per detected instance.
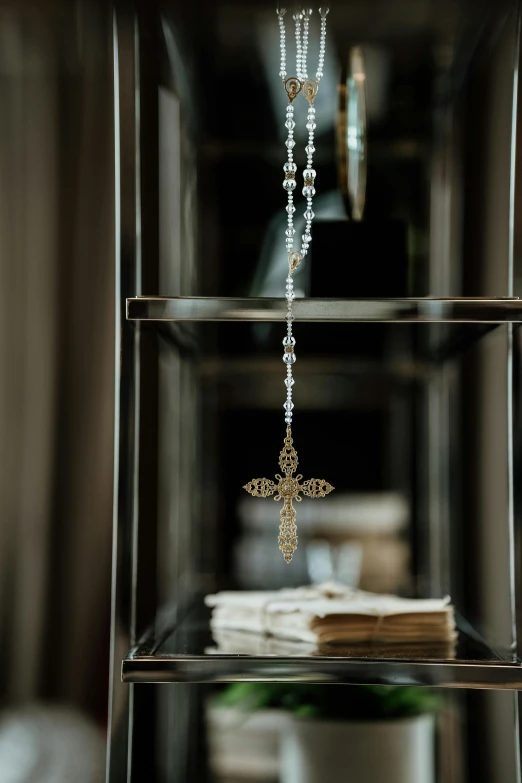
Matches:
[[243, 6, 334, 564], [278, 5, 328, 427]]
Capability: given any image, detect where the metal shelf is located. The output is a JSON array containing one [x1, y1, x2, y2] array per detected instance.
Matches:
[[127, 296, 522, 323], [122, 607, 522, 688]]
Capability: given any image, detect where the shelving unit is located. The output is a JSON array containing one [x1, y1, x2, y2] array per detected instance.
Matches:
[[120, 297, 522, 690], [108, 1, 522, 782]]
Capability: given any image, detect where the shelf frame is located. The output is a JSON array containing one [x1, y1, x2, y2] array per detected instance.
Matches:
[[121, 610, 522, 689], [127, 296, 522, 323], [122, 655, 522, 688]]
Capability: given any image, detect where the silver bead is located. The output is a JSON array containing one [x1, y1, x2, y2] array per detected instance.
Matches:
[[284, 161, 297, 172], [283, 336, 296, 346], [283, 179, 296, 192], [303, 168, 316, 179], [302, 185, 316, 197], [283, 352, 296, 364]]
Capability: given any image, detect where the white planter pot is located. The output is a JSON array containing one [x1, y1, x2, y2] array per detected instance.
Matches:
[[281, 714, 435, 783]]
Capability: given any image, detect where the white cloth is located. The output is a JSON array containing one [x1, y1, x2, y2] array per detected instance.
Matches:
[[205, 583, 456, 644]]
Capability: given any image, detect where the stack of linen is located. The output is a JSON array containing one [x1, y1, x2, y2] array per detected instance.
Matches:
[[205, 582, 456, 647]]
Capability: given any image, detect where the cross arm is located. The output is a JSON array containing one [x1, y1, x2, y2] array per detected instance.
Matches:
[[243, 478, 277, 498], [300, 478, 334, 498]]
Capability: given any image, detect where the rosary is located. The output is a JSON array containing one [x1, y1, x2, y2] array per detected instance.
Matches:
[[244, 6, 334, 563]]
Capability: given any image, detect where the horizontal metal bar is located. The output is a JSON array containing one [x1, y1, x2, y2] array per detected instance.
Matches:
[[122, 608, 522, 689], [122, 655, 522, 688], [127, 296, 522, 323]]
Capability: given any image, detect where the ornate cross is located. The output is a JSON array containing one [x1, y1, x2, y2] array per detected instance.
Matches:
[[243, 427, 334, 563]]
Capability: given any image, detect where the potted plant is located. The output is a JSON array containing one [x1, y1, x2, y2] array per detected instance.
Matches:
[[209, 683, 441, 783]]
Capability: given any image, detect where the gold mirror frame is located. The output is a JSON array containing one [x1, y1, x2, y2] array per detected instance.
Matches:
[[337, 46, 368, 221]]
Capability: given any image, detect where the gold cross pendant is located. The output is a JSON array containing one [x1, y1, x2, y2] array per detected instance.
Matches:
[[243, 427, 334, 563]]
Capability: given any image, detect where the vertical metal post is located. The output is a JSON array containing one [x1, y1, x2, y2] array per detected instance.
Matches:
[[107, 4, 140, 781]]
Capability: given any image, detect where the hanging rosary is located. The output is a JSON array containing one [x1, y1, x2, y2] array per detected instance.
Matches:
[[244, 6, 334, 563]]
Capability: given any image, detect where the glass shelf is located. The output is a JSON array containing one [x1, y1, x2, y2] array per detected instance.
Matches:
[[122, 605, 522, 688], [127, 296, 522, 323]]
